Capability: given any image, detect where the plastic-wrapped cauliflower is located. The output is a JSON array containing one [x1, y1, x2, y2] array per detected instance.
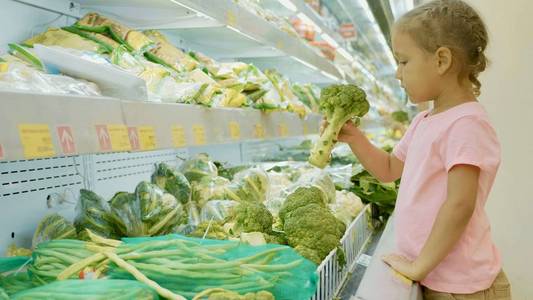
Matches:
[[329, 190, 365, 226], [151, 162, 191, 204]]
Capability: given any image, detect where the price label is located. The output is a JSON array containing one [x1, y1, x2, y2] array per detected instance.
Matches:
[[192, 125, 206, 145], [303, 123, 310, 135], [278, 123, 289, 137], [276, 40, 284, 49], [171, 126, 187, 148], [18, 124, 55, 159], [229, 121, 241, 140], [226, 11, 237, 27], [107, 124, 131, 151], [138, 126, 157, 150], [254, 123, 265, 139]]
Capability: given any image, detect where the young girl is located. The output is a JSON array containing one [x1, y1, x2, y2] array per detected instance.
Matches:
[[336, 0, 512, 298]]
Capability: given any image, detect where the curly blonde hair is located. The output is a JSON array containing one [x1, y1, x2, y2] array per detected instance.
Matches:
[[395, 0, 488, 96]]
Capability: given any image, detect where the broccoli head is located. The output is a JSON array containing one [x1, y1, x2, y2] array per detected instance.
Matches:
[[226, 202, 273, 234], [278, 186, 327, 224], [283, 203, 346, 264], [309, 84, 369, 168]]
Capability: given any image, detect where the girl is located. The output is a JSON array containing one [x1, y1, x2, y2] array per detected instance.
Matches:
[[336, 0, 512, 298]]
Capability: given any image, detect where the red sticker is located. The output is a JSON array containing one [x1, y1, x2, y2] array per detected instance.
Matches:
[[128, 127, 140, 151], [95, 125, 111, 151], [57, 126, 76, 155]]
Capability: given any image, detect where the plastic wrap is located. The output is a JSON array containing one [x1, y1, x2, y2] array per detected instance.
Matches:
[[326, 164, 355, 190], [108, 191, 143, 237], [151, 163, 191, 205], [199, 200, 239, 223], [329, 190, 364, 226], [294, 170, 336, 204], [0, 60, 101, 96], [74, 189, 116, 240], [178, 154, 218, 184], [31, 214, 77, 248], [191, 176, 231, 208], [227, 168, 270, 203]]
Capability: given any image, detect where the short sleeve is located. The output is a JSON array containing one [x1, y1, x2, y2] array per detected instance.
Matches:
[[392, 112, 426, 162], [440, 116, 501, 172]]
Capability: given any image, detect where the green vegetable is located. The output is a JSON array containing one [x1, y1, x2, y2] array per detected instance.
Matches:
[[10, 279, 159, 300], [308, 84, 369, 168], [391, 110, 409, 124], [280, 187, 346, 264], [136, 182, 184, 236], [32, 214, 77, 249], [350, 168, 398, 220], [189, 221, 228, 240], [226, 202, 273, 234], [8, 44, 44, 71], [151, 163, 191, 204], [193, 288, 275, 300], [179, 154, 218, 184], [191, 176, 231, 207], [226, 168, 269, 203], [74, 189, 116, 240], [0, 272, 34, 296], [108, 191, 143, 237]]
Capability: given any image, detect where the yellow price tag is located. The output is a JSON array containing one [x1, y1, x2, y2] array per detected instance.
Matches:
[[192, 125, 206, 145], [226, 11, 237, 27], [278, 123, 289, 137], [18, 124, 55, 159], [0, 62, 8, 73], [138, 126, 156, 150], [254, 124, 265, 139], [108, 124, 131, 151], [171, 126, 187, 148], [276, 40, 284, 49], [303, 123, 309, 135], [229, 121, 241, 140]]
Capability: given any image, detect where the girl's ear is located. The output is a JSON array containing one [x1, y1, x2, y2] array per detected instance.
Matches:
[[435, 47, 453, 75]]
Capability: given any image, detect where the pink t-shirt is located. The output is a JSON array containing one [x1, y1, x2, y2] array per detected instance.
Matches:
[[392, 101, 501, 293]]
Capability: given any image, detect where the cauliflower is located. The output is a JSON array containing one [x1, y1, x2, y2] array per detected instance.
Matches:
[[329, 190, 365, 226], [308, 84, 369, 168], [280, 187, 346, 264]]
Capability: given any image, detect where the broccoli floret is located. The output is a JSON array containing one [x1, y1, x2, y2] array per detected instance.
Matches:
[[278, 186, 327, 224], [263, 230, 288, 245], [391, 110, 409, 124], [226, 202, 273, 234], [309, 84, 369, 168], [283, 202, 346, 264]]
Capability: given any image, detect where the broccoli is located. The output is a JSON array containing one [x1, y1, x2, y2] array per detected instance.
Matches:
[[308, 84, 369, 168], [225, 202, 273, 234], [280, 187, 346, 264], [151, 163, 191, 204], [391, 110, 409, 124]]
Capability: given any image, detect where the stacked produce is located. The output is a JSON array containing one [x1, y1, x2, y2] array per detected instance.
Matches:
[[1, 12, 320, 117]]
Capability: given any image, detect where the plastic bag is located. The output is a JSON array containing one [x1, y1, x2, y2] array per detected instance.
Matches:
[[178, 154, 218, 184], [74, 189, 116, 240], [151, 163, 191, 205], [228, 168, 270, 203], [10, 279, 158, 300], [0, 60, 101, 96], [326, 163, 355, 190], [294, 170, 336, 204], [137, 182, 184, 236], [192, 177, 231, 208], [199, 200, 239, 223], [31, 214, 77, 248], [108, 191, 143, 237]]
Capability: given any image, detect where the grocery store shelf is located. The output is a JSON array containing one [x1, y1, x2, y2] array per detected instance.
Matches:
[[0, 90, 321, 161], [75, 0, 342, 83]]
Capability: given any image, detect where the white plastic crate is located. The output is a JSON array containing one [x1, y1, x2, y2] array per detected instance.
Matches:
[[312, 205, 373, 300]]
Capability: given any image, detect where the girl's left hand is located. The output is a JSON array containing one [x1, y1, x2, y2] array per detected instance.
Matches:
[[382, 253, 424, 282]]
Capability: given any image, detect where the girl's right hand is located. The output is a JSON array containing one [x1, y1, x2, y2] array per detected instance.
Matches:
[[320, 119, 364, 144]]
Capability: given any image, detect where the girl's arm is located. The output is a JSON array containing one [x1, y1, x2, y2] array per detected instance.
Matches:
[[337, 121, 404, 182], [383, 164, 480, 281]]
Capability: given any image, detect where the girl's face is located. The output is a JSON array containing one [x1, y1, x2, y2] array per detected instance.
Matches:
[[391, 28, 441, 103]]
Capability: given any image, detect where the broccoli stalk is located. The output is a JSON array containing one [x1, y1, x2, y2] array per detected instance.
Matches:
[[308, 84, 369, 168]]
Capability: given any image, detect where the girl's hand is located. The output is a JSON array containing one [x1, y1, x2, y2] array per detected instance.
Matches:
[[320, 119, 364, 144], [382, 253, 425, 282]]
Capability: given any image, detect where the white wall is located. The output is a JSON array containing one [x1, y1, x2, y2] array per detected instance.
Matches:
[[465, 1, 533, 298]]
